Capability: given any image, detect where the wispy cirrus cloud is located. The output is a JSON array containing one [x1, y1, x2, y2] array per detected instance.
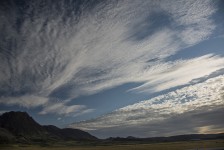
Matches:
[[39, 100, 94, 116], [130, 54, 224, 93], [0, 95, 48, 108], [0, 0, 223, 117]]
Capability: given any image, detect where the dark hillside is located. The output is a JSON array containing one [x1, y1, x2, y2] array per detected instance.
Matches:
[[0, 111, 97, 143], [43, 125, 97, 140]]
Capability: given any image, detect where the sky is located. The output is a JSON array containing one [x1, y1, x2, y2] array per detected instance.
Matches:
[[0, 0, 224, 138]]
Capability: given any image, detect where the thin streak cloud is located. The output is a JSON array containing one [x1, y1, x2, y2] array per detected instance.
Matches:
[[0, 0, 223, 118]]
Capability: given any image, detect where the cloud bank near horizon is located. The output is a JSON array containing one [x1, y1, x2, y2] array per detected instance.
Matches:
[[71, 75, 224, 137]]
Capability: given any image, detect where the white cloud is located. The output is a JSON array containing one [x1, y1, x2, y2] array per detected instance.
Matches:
[[39, 100, 93, 116], [130, 54, 224, 93], [0, 0, 222, 113], [161, 0, 216, 45], [73, 109, 95, 117], [196, 125, 224, 134], [0, 95, 48, 108], [70, 75, 224, 130]]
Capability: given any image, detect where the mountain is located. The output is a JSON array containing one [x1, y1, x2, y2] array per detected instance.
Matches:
[[43, 125, 97, 140], [0, 127, 16, 143], [107, 133, 224, 142], [0, 111, 48, 137], [0, 111, 97, 144]]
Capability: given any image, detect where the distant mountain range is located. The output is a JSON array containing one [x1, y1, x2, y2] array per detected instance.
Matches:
[[107, 133, 224, 143], [0, 111, 223, 145], [0, 111, 97, 144]]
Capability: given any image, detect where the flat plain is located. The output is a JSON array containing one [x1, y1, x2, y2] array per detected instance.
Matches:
[[0, 140, 224, 150]]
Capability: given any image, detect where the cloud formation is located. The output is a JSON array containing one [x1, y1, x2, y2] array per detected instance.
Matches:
[[129, 54, 224, 93], [70, 75, 224, 137], [0, 0, 223, 117], [0, 95, 48, 108], [95, 108, 224, 138], [39, 101, 94, 116]]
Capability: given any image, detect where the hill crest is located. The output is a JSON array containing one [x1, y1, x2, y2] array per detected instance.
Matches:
[[0, 111, 97, 144]]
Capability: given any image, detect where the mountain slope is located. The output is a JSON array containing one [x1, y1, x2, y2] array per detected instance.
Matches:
[[0, 111, 49, 142], [0, 127, 16, 144], [43, 125, 97, 140], [0, 111, 97, 143], [107, 133, 224, 142]]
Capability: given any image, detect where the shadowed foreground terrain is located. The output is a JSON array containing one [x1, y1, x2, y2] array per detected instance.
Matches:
[[0, 140, 224, 150], [0, 111, 224, 150]]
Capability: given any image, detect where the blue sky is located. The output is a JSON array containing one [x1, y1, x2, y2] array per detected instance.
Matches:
[[0, 0, 224, 138]]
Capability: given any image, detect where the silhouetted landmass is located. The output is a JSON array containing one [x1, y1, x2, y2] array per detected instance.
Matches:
[[0, 111, 97, 144], [43, 125, 96, 140], [0, 127, 15, 143], [0, 111, 223, 145], [107, 133, 224, 143]]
